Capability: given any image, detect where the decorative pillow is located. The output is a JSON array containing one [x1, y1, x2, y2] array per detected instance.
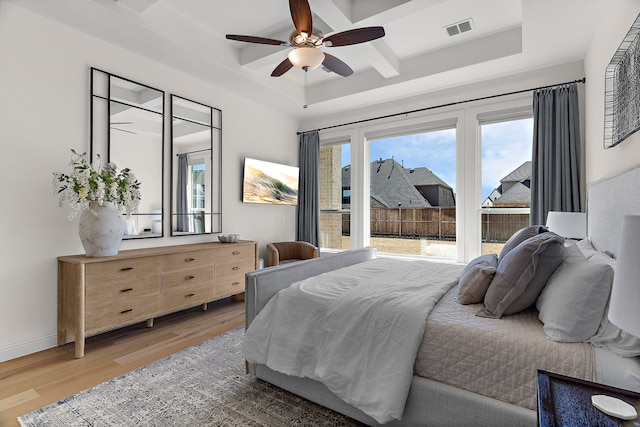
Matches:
[[478, 232, 565, 319], [536, 259, 614, 342], [457, 254, 498, 304], [589, 251, 616, 268], [590, 307, 640, 357], [498, 225, 548, 262], [564, 243, 587, 262], [575, 238, 598, 259]]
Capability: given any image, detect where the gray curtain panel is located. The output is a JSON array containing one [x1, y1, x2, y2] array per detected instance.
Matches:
[[296, 130, 320, 247], [176, 153, 189, 232], [530, 83, 582, 225]]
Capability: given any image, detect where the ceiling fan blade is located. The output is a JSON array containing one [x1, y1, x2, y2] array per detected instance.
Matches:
[[289, 0, 312, 35], [322, 53, 353, 77], [323, 26, 385, 47], [271, 58, 294, 77], [226, 34, 288, 46]]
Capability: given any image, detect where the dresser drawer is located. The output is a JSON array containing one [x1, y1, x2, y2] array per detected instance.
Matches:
[[162, 250, 214, 272], [86, 276, 159, 308], [161, 265, 213, 288], [162, 280, 214, 313], [85, 257, 160, 285], [215, 244, 255, 265], [85, 292, 161, 334], [215, 258, 255, 297]]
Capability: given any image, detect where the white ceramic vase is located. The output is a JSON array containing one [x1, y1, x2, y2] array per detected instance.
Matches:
[[78, 201, 124, 257]]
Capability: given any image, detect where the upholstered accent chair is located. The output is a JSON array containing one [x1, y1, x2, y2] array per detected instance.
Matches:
[[266, 241, 319, 267]]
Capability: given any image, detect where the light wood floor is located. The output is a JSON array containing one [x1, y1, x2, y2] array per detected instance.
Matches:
[[0, 297, 245, 427]]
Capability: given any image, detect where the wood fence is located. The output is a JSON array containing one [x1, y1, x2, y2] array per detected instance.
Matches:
[[341, 208, 529, 242]]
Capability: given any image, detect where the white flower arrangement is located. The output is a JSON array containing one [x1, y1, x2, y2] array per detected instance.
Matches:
[[53, 149, 141, 219]]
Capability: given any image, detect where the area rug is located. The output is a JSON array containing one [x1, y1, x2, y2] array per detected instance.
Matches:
[[18, 328, 362, 426]]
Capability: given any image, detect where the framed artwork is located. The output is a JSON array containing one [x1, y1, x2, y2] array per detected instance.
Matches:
[[604, 13, 640, 149]]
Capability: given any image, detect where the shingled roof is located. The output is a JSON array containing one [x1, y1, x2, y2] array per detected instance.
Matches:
[[370, 158, 431, 208], [501, 161, 531, 184], [492, 182, 530, 207], [406, 166, 452, 189]]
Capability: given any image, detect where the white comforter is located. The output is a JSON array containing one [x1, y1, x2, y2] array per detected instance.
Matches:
[[243, 257, 464, 423]]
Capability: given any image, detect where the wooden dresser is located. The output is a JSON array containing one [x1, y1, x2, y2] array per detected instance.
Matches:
[[58, 241, 258, 358]]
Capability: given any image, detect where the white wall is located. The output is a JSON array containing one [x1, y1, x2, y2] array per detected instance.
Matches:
[[584, 0, 640, 184], [0, 1, 299, 361]]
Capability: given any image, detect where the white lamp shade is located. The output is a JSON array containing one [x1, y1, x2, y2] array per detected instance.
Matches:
[[288, 47, 325, 69], [608, 215, 640, 338], [545, 211, 587, 239]]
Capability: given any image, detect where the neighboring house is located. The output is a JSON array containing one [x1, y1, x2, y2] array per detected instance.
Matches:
[[482, 188, 502, 207], [484, 161, 532, 208], [342, 158, 454, 209], [405, 166, 456, 207]]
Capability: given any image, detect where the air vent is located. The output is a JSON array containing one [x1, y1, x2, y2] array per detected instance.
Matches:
[[445, 18, 474, 37]]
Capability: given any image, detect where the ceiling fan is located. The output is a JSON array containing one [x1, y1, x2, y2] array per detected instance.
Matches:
[[226, 0, 385, 78]]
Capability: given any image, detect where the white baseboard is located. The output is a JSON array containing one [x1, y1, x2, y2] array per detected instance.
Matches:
[[0, 332, 58, 363]]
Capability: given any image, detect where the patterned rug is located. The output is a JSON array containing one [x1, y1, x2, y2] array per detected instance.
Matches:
[[17, 328, 363, 426]]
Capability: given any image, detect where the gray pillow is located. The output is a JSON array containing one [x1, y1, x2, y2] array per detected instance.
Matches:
[[478, 232, 565, 318], [499, 225, 548, 262], [457, 254, 498, 304], [536, 259, 614, 342]]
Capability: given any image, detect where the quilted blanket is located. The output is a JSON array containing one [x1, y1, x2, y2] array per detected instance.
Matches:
[[415, 287, 595, 410], [243, 258, 464, 423]]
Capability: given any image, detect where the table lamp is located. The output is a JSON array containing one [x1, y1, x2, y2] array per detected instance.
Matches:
[[591, 215, 640, 420], [608, 215, 640, 338], [545, 211, 587, 239]]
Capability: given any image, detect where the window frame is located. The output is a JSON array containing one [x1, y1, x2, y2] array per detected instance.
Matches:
[[319, 95, 533, 262]]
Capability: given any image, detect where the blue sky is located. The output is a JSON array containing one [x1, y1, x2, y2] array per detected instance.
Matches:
[[341, 118, 533, 201]]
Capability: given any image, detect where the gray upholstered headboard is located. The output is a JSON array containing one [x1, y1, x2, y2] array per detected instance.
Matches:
[[587, 165, 640, 257]]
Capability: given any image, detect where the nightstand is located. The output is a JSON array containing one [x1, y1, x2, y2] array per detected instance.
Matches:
[[537, 370, 640, 426]]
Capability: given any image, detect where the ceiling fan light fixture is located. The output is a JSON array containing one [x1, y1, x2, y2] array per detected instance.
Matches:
[[288, 47, 325, 69]]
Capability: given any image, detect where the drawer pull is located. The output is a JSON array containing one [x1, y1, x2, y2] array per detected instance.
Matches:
[[232, 282, 241, 286], [185, 275, 195, 280], [185, 257, 195, 262], [232, 266, 240, 271], [185, 293, 196, 298], [233, 251, 240, 255], [120, 288, 134, 293], [120, 308, 133, 314], [121, 267, 134, 271]]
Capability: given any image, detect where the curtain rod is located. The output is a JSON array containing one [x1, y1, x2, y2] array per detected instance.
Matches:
[[298, 77, 585, 135]]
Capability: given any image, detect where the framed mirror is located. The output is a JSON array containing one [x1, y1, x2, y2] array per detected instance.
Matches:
[[170, 95, 222, 236], [91, 68, 164, 239]]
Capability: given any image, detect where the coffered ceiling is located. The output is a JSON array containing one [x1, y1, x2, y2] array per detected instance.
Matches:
[[8, 0, 607, 119]]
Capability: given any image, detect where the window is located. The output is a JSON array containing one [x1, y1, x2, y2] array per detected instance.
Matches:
[[319, 96, 532, 262], [480, 117, 533, 255], [319, 142, 351, 250], [367, 129, 457, 257]]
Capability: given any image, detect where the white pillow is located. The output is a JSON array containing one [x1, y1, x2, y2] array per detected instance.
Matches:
[[536, 259, 613, 342], [575, 238, 598, 259], [590, 309, 640, 357], [589, 251, 616, 269]]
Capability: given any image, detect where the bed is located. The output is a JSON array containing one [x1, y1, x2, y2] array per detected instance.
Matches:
[[243, 166, 640, 426]]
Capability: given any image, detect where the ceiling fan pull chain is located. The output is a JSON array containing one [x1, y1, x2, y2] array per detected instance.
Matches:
[[303, 67, 308, 109]]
